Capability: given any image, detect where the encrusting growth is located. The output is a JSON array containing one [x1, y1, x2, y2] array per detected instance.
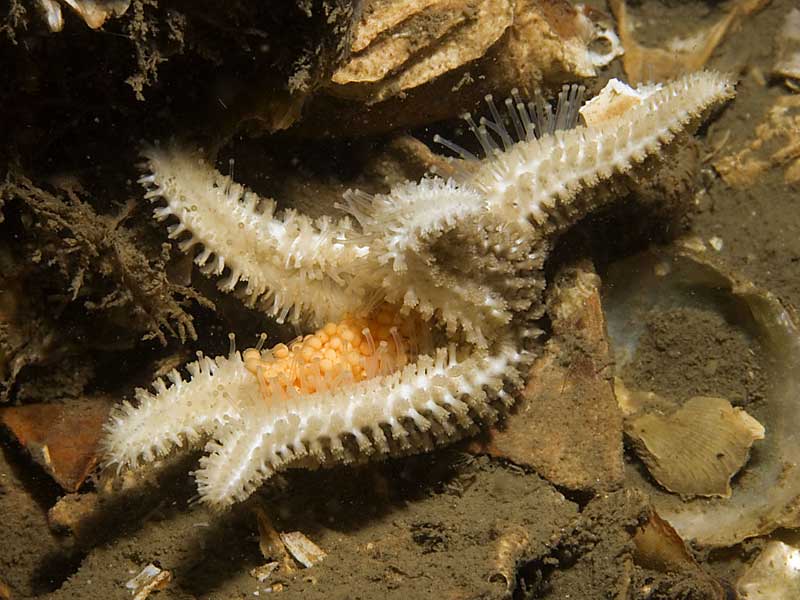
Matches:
[[103, 71, 736, 508]]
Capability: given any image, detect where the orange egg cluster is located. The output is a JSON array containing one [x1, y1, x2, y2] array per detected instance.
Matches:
[[243, 305, 416, 401]]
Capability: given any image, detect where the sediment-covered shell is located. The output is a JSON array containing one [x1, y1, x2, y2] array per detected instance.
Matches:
[[604, 245, 800, 547], [625, 395, 764, 498]]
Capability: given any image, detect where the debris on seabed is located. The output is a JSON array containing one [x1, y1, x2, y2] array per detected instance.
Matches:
[[737, 541, 800, 599], [474, 261, 624, 492], [125, 563, 172, 600], [47, 492, 99, 541], [708, 236, 724, 252], [279, 532, 327, 568], [608, 0, 768, 83], [579, 78, 653, 127], [253, 501, 326, 573], [487, 525, 531, 590], [250, 562, 280, 583], [37, 0, 131, 32], [254, 503, 296, 573], [328, 0, 619, 105]]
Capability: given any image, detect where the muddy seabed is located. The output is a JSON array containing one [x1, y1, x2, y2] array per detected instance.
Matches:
[[1, 0, 799, 599]]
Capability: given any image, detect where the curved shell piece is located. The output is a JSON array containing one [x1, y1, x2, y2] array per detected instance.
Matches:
[[578, 78, 661, 127], [608, 0, 768, 84], [625, 395, 764, 498], [604, 246, 800, 547], [737, 541, 800, 599]]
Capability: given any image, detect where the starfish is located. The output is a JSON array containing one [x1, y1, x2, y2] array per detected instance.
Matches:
[[101, 71, 734, 508]]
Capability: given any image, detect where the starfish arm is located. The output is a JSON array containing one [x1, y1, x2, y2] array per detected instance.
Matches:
[[347, 178, 536, 345], [195, 335, 527, 508], [100, 352, 249, 470], [351, 178, 486, 273], [139, 144, 371, 325], [471, 71, 735, 227], [382, 260, 511, 348]]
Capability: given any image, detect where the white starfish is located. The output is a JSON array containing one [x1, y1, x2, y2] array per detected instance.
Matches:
[[102, 71, 734, 508]]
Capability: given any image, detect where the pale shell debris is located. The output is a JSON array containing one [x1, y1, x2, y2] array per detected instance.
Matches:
[[487, 524, 530, 589], [737, 541, 800, 599], [625, 395, 765, 498], [37, 0, 131, 32], [125, 563, 172, 600], [279, 532, 328, 568], [249, 562, 280, 583], [579, 78, 660, 127], [328, 0, 620, 105]]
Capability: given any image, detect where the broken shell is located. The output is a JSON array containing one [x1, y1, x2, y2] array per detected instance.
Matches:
[[603, 246, 800, 547], [61, 0, 131, 29], [633, 508, 724, 597], [36, 0, 131, 32], [279, 531, 327, 568], [125, 564, 172, 600], [633, 509, 695, 572], [608, 0, 768, 84], [483, 0, 622, 93], [37, 0, 64, 31], [253, 502, 296, 573], [613, 377, 676, 418], [737, 541, 800, 599], [253, 501, 326, 569], [625, 396, 765, 498], [579, 78, 661, 127], [249, 562, 280, 583], [774, 9, 800, 88], [487, 524, 530, 590], [0, 396, 111, 492]]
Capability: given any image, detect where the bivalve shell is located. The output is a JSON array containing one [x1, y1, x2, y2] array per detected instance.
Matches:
[[604, 246, 800, 547], [625, 396, 764, 498]]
